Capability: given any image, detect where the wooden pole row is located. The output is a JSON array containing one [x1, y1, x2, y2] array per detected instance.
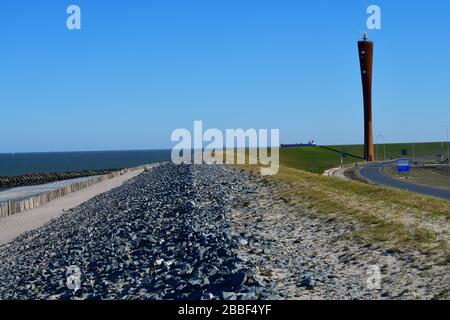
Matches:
[[0, 163, 161, 219]]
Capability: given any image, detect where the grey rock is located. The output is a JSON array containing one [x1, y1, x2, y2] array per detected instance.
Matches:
[[0, 164, 267, 300], [299, 274, 315, 290], [221, 291, 237, 300]]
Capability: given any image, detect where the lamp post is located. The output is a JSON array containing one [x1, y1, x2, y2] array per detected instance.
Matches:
[[446, 126, 449, 162], [447, 127, 450, 177], [410, 134, 415, 163], [441, 126, 445, 149], [378, 134, 386, 170], [442, 125, 449, 162], [376, 141, 379, 161]]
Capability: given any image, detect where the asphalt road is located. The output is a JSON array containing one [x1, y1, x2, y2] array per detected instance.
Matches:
[[359, 163, 450, 201]]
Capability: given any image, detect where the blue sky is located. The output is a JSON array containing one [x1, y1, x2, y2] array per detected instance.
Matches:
[[1, 0, 449, 152]]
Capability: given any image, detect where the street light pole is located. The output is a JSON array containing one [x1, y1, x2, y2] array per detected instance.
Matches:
[[378, 134, 386, 170], [447, 126, 449, 162], [442, 125, 449, 162], [441, 125, 448, 161], [447, 127, 450, 177], [375, 139, 378, 161]]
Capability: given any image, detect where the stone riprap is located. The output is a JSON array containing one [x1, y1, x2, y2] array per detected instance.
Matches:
[[0, 164, 269, 300], [0, 163, 447, 300]]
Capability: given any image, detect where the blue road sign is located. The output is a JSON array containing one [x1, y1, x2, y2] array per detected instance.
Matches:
[[397, 159, 410, 173]]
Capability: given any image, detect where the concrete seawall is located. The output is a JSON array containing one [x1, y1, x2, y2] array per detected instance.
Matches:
[[0, 163, 162, 219]]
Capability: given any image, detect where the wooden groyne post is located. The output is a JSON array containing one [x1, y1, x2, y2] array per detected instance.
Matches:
[[0, 163, 160, 219]]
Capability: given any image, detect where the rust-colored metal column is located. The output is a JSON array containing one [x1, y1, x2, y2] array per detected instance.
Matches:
[[358, 34, 375, 162]]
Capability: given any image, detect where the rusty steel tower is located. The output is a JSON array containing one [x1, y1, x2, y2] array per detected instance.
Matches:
[[358, 33, 375, 162]]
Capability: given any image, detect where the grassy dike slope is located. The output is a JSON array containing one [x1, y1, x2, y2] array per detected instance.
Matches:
[[221, 143, 450, 268], [241, 164, 450, 265], [280, 142, 446, 174], [279, 147, 359, 174]]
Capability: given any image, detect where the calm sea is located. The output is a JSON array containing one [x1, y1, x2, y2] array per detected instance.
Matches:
[[0, 150, 172, 176]]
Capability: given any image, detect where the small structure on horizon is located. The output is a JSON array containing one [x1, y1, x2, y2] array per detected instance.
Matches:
[[281, 140, 317, 148]]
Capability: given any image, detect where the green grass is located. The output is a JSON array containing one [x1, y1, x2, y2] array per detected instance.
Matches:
[[335, 141, 445, 161], [279, 147, 359, 174], [234, 141, 450, 262], [239, 164, 450, 258], [280, 142, 446, 174]]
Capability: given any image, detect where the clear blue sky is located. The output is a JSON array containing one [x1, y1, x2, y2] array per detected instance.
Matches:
[[1, 0, 449, 152]]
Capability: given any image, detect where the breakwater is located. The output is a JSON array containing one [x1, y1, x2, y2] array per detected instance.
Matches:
[[0, 164, 160, 219], [0, 169, 120, 189]]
